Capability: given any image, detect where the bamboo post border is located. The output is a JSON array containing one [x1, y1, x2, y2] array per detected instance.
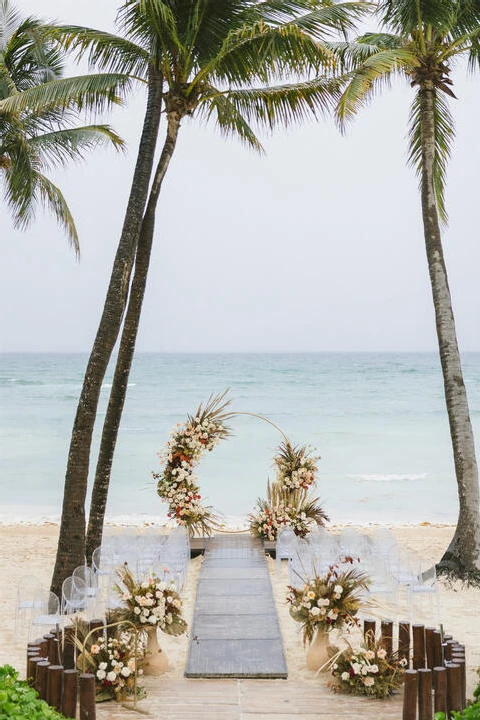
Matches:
[[78, 620, 141, 710]]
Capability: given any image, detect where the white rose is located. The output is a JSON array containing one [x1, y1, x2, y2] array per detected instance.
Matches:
[[106, 671, 117, 682], [377, 648, 387, 659], [369, 664, 379, 674], [333, 585, 343, 595], [310, 607, 320, 616], [351, 663, 361, 675], [98, 662, 107, 671], [365, 650, 376, 660], [363, 676, 375, 687], [134, 607, 141, 615], [121, 667, 131, 677], [341, 671, 350, 681], [96, 669, 106, 680]]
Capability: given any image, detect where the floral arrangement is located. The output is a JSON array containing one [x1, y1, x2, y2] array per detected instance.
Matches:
[[110, 565, 187, 637], [249, 480, 328, 541], [274, 441, 319, 491], [73, 620, 146, 703], [330, 641, 407, 699], [153, 391, 233, 535], [286, 560, 370, 645]]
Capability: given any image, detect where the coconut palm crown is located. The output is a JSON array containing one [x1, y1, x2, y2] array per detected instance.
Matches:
[[334, 0, 480, 582], [0, 0, 129, 253]]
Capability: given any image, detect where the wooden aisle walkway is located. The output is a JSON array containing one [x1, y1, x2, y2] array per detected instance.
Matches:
[[185, 534, 288, 678]]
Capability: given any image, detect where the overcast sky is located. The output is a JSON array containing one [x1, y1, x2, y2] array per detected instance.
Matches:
[[1, 0, 479, 353]]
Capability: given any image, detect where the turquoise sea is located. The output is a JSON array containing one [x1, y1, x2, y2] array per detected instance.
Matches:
[[1, 352, 480, 526]]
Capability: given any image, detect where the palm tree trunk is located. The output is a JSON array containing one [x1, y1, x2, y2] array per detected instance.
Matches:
[[85, 110, 182, 561], [419, 82, 480, 580], [50, 68, 164, 598]]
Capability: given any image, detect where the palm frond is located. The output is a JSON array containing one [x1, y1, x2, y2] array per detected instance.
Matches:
[[336, 47, 417, 128], [29, 124, 124, 170], [0, 72, 133, 115], [200, 89, 264, 152], [223, 75, 344, 133], [49, 25, 149, 79], [407, 89, 454, 224], [188, 389, 235, 433]]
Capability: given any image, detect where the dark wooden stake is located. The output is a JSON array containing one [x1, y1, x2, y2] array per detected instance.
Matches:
[[62, 668, 79, 719], [433, 666, 448, 715], [79, 673, 96, 720], [417, 668, 433, 720], [380, 620, 393, 657], [28, 657, 44, 686], [446, 662, 463, 713], [363, 619, 376, 649], [47, 665, 64, 712], [62, 625, 76, 670], [412, 624, 426, 669], [432, 630, 443, 668], [35, 660, 50, 700], [402, 669, 418, 720], [398, 621, 410, 666], [425, 627, 436, 669]]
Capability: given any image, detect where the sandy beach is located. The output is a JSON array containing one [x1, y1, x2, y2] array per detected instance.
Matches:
[[1, 523, 479, 719]]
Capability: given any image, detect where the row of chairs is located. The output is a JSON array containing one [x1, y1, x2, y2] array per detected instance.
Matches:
[[276, 525, 441, 625], [14, 526, 191, 640]]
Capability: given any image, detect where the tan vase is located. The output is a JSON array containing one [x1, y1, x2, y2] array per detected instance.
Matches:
[[306, 629, 331, 671], [143, 626, 168, 675]]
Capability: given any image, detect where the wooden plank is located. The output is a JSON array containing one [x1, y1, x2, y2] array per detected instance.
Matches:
[[192, 614, 281, 640], [186, 639, 288, 678], [186, 534, 287, 679]]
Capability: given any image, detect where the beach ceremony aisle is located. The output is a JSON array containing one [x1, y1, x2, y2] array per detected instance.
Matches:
[[185, 534, 287, 678]]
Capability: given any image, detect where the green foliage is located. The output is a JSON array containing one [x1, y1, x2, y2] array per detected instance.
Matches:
[[0, 665, 67, 719], [434, 701, 480, 720]]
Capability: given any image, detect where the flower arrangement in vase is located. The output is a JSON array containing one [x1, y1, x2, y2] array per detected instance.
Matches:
[[153, 391, 233, 535], [330, 640, 407, 698], [287, 560, 370, 645], [111, 565, 187, 637]]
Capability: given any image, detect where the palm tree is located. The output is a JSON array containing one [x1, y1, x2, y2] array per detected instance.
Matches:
[[48, 0, 369, 594], [0, 0, 126, 252], [335, 0, 480, 582]]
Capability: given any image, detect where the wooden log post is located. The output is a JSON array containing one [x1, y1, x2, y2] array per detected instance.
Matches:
[[402, 669, 418, 720], [26, 647, 41, 678], [39, 638, 49, 658], [363, 619, 376, 649], [47, 634, 60, 665], [28, 656, 44, 686], [35, 660, 50, 701], [417, 668, 433, 720], [380, 620, 393, 657], [79, 673, 96, 720], [433, 666, 448, 716], [62, 625, 76, 671], [451, 658, 467, 710], [433, 630, 443, 668], [412, 625, 426, 670], [442, 642, 451, 661], [446, 662, 463, 714], [62, 668, 79, 719], [398, 621, 410, 666], [425, 627, 436, 669], [47, 665, 64, 712]]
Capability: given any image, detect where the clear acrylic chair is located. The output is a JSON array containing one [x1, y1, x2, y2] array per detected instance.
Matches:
[[29, 591, 62, 641], [275, 526, 296, 576], [406, 563, 441, 626], [14, 575, 45, 640], [61, 576, 89, 616]]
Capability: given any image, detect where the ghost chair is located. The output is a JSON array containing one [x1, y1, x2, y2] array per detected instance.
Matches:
[[406, 562, 441, 627], [275, 526, 297, 577], [14, 575, 45, 640], [29, 591, 63, 642], [61, 576, 89, 616]]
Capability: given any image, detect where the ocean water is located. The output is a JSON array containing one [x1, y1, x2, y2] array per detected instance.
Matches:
[[1, 352, 480, 526]]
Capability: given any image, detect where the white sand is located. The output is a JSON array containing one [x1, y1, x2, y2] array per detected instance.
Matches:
[[1, 523, 479, 705]]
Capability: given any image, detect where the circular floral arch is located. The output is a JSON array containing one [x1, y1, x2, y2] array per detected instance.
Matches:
[[153, 391, 328, 539]]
